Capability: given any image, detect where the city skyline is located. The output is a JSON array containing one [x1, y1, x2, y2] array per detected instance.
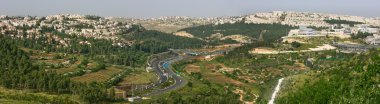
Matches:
[[1, 0, 380, 18]]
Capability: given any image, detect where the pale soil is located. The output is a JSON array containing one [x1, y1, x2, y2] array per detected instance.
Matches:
[[184, 63, 245, 86], [238, 76, 257, 83], [281, 37, 306, 43], [174, 31, 194, 38], [54, 61, 81, 74], [221, 34, 254, 43], [118, 71, 157, 85], [250, 44, 336, 54], [140, 22, 193, 33], [71, 66, 123, 83], [233, 89, 258, 104], [184, 64, 201, 74], [203, 63, 245, 86]]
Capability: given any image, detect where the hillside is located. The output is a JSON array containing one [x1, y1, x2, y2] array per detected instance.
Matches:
[[276, 50, 380, 103], [179, 23, 296, 42], [126, 30, 207, 53]]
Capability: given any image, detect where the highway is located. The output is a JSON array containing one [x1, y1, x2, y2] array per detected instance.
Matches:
[[140, 49, 233, 97], [142, 52, 187, 96]]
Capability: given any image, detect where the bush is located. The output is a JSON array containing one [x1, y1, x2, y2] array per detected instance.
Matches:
[[291, 41, 301, 48]]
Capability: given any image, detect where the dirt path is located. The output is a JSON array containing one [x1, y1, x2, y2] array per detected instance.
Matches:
[[234, 89, 258, 104], [251, 44, 336, 54], [268, 78, 284, 104]]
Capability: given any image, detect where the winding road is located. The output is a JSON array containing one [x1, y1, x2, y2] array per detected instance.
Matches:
[[140, 49, 233, 97], [142, 52, 188, 96]]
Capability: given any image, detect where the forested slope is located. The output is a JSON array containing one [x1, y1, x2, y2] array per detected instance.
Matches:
[[0, 38, 114, 103], [277, 50, 380, 104], [180, 23, 296, 42], [127, 30, 207, 53]]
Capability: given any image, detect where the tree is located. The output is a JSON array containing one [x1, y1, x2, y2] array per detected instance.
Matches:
[[291, 41, 301, 48], [109, 88, 116, 100]]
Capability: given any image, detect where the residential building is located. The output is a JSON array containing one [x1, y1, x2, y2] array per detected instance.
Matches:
[[366, 34, 380, 45]]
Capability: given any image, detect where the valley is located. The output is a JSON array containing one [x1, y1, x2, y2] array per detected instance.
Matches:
[[0, 11, 380, 104]]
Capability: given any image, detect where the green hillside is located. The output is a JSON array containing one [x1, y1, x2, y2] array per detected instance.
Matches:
[[180, 23, 296, 42], [277, 50, 380, 104], [127, 30, 207, 53]]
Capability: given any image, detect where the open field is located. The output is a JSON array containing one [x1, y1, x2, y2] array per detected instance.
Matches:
[[184, 64, 201, 74], [197, 62, 246, 86], [276, 72, 318, 99], [52, 61, 81, 74], [70, 65, 124, 83], [0, 99, 40, 104], [0, 87, 79, 104], [21, 48, 83, 74], [294, 43, 317, 51], [21, 48, 63, 61], [118, 69, 157, 85], [140, 22, 190, 33], [251, 44, 336, 54]]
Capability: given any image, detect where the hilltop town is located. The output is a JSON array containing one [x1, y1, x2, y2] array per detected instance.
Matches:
[[1, 11, 380, 47]]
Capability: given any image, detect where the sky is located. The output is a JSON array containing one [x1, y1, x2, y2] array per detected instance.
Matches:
[[1, 0, 379, 18]]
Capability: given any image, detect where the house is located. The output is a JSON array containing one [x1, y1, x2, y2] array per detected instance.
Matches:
[[358, 25, 379, 34], [299, 26, 316, 35], [366, 34, 380, 45], [288, 26, 316, 36]]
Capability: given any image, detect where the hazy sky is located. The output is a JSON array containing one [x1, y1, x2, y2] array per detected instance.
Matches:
[[1, 0, 379, 18]]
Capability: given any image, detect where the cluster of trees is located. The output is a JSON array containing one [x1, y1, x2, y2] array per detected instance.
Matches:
[[324, 19, 364, 26], [351, 32, 373, 39], [6, 31, 148, 67], [215, 42, 274, 67], [0, 92, 76, 104], [277, 50, 380, 103], [84, 15, 101, 20], [105, 69, 133, 87], [90, 62, 106, 72], [180, 23, 296, 42], [291, 41, 301, 48], [0, 37, 116, 103], [128, 30, 207, 53]]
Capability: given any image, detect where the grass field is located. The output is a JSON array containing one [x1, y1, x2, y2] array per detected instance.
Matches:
[[49, 58, 98, 74], [118, 69, 157, 85], [277, 71, 318, 98], [295, 43, 317, 51], [52, 60, 81, 74], [21, 47, 82, 74], [195, 61, 246, 86], [0, 87, 80, 104], [70, 65, 124, 83], [0, 99, 40, 104]]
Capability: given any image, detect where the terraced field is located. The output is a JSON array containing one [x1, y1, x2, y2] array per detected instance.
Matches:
[[70, 65, 124, 83], [118, 69, 157, 85], [0, 87, 79, 104]]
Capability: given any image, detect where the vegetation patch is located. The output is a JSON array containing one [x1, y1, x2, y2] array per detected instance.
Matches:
[[180, 23, 296, 42], [70, 65, 124, 83], [277, 50, 380, 104], [198, 61, 246, 86], [118, 69, 157, 85], [0, 87, 78, 104], [324, 19, 364, 26]]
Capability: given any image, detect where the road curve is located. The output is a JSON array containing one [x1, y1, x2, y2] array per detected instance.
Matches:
[[142, 49, 231, 96], [143, 52, 187, 96]]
